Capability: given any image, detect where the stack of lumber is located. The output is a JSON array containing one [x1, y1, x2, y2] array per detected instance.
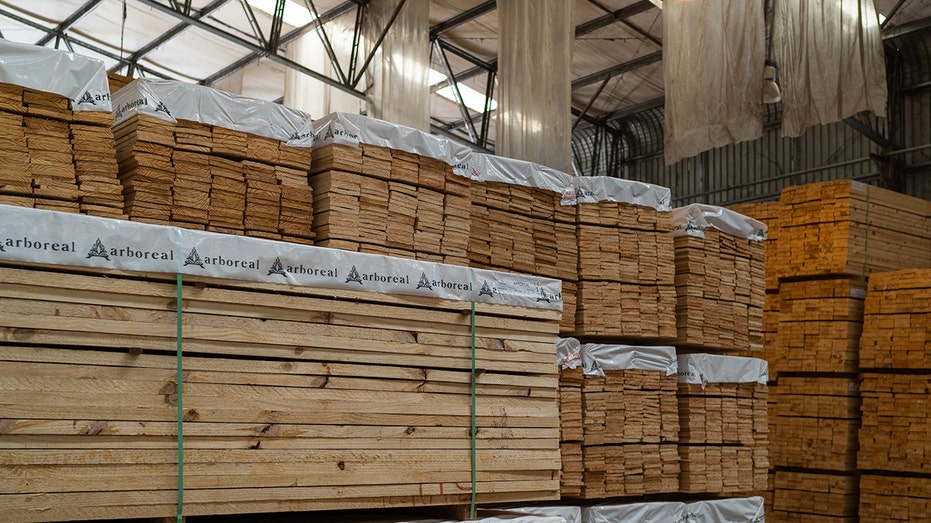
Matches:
[[671, 205, 766, 352], [0, 258, 562, 521], [557, 341, 679, 498], [728, 200, 783, 293], [467, 153, 577, 331], [773, 180, 931, 280], [309, 114, 472, 266], [771, 471, 859, 522], [112, 79, 315, 244], [772, 376, 860, 471], [676, 354, 769, 495], [0, 46, 123, 218], [774, 279, 866, 373], [570, 176, 676, 340], [858, 268, 931, 522]]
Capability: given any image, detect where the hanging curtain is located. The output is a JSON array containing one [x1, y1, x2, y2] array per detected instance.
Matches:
[[365, 0, 430, 131], [283, 15, 364, 117], [775, 0, 887, 137], [663, 0, 765, 165], [496, 0, 574, 174]]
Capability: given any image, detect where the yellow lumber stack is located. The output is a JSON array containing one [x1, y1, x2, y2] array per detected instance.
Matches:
[[467, 155, 577, 331], [858, 268, 931, 520], [310, 144, 470, 265], [676, 355, 769, 495], [672, 205, 766, 352], [571, 178, 676, 339], [728, 200, 783, 293], [772, 377, 859, 471], [0, 82, 123, 219], [0, 263, 561, 522], [774, 279, 866, 373], [771, 471, 859, 522], [774, 180, 931, 280]]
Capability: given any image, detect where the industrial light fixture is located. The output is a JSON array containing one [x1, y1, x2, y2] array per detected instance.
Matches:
[[762, 64, 781, 104], [247, 0, 315, 27]]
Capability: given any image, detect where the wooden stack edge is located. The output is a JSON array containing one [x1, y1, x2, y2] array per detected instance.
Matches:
[[859, 268, 931, 370], [859, 371, 931, 475], [728, 200, 782, 293], [771, 469, 859, 522], [859, 473, 931, 522], [571, 281, 677, 340], [0, 263, 562, 522], [576, 442, 681, 499]]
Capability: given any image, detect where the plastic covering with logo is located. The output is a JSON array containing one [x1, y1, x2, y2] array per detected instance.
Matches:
[[677, 354, 769, 389], [466, 153, 574, 194], [672, 204, 767, 241], [378, 516, 567, 523], [0, 205, 562, 311], [557, 337, 583, 370], [581, 343, 678, 377], [0, 40, 112, 112], [483, 506, 580, 523], [582, 500, 687, 523], [312, 112, 473, 170], [561, 175, 672, 212], [110, 78, 315, 146], [684, 496, 765, 523]]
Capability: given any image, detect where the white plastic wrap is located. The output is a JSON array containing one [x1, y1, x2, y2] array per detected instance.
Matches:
[[557, 337, 583, 370], [677, 354, 769, 388], [496, 0, 574, 174], [0, 205, 562, 311], [486, 506, 581, 523], [312, 112, 472, 168], [0, 40, 112, 112], [581, 344, 678, 376], [672, 204, 767, 241], [684, 496, 765, 523], [387, 517, 566, 523], [111, 78, 314, 146], [582, 501, 687, 523], [775, 0, 887, 138], [365, 0, 430, 131], [467, 153, 573, 194], [562, 176, 672, 211], [663, 0, 764, 165]]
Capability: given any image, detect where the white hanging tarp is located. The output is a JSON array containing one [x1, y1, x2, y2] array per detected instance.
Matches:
[[677, 354, 769, 388], [111, 78, 314, 146], [312, 112, 473, 169], [562, 176, 672, 211], [0, 40, 112, 112], [283, 20, 364, 117], [581, 344, 678, 376], [672, 204, 767, 241], [775, 0, 887, 137], [663, 0, 765, 165], [582, 501, 687, 523], [365, 0, 430, 131], [0, 205, 563, 311], [684, 497, 765, 523], [496, 0, 574, 174]]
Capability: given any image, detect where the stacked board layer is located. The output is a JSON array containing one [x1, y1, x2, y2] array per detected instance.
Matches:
[[573, 202, 676, 339], [672, 229, 765, 352], [113, 115, 315, 244], [573, 369, 680, 498], [469, 181, 577, 331], [0, 82, 123, 218], [774, 279, 866, 373], [858, 269, 931, 522], [0, 264, 562, 522], [728, 200, 783, 292], [771, 470, 859, 522], [677, 381, 769, 494], [310, 143, 471, 265], [774, 179, 931, 280]]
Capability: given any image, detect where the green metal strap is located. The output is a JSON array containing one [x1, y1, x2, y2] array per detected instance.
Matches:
[[469, 299, 477, 520], [176, 271, 185, 522]]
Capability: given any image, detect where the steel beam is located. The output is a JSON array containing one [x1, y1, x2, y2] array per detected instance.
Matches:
[[843, 116, 894, 149], [429, 0, 496, 40], [571, 51, 663, 89], [35, 0, 105, 47], [883, 15, 931, 40], [576, 0, 655, 37]]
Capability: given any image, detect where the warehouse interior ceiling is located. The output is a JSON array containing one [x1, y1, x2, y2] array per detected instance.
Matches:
[[1, 0, 931, 171]]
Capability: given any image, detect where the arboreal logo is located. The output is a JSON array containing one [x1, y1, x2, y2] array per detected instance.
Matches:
[[416, 273, 433, 290], [86, 238, 110, 260], [267, 257, 287, 277], [345, 265, 363, 284], [478, 280, 495, 297], [184, 247, 204, 268], [154, 101, 171, 116], [536, 288, 552, 303], [78, 91, 96, 106]]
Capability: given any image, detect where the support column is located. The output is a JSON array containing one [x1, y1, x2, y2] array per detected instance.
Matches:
[[496, 0, 574, 173]]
